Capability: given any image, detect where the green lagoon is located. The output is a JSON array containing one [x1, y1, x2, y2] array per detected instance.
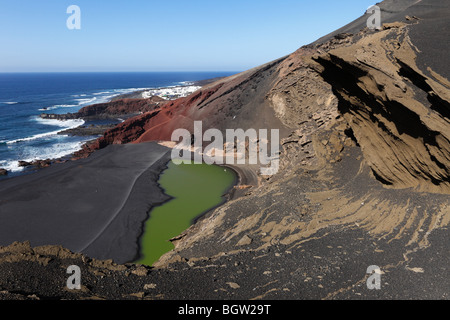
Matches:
[[137, 161, 237, 266]]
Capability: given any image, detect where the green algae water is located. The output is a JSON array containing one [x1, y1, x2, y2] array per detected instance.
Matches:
[[137, 161, 237, 266]]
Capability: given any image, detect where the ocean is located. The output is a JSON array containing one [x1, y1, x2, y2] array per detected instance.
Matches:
[[0, 72, 235, 176]]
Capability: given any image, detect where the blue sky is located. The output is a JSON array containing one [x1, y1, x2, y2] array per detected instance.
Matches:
[[0, 0, 378, 72]]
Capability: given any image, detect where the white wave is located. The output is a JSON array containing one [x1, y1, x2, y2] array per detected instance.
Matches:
[[6, 131, 62, 145], [0, 140, 86, 172], [38, 104, 78, 111], [34, 118, 84, 127], [75, 97, 97, 106], [6, 119, 85, 144], [1, 102, 18, 105], [25, 140, 85, 162], [70, 88, 153, 106], [6, 130, 62, 144], [178, 81, 194, 86], [53, 104, 78, 108], [93, 91, 113, 95], [0, 160, 24, 172], [95, 94, 116, 103], [113, 87, 150, 94]]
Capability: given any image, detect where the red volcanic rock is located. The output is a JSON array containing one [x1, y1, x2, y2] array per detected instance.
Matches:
[[76, 97, 164, 118], [72, 110, 162, 159], [34, 160, 52, 168], [72, 64, 287, 159], [40, 96, 165, 121], [18, 161, 32, 167], [134, 82, 228, 143], [72, 84, 226, 159]]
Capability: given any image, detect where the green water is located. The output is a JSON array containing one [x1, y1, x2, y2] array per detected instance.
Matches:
[[137, 161, 237, 266]]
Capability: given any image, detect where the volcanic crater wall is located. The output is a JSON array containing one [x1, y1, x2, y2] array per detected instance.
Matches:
[[73, 22, 450, 196], [313, 25, 450, 193]]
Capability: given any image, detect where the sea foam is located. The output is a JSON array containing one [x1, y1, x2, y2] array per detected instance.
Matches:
[[6, 118, 85, 145], [0, 140, 86, 172], [38, 104, 78, 111]]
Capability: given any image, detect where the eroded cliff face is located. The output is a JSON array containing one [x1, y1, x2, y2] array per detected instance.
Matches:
[[260, 22, 450, 194], [314, 24, 450, 193]]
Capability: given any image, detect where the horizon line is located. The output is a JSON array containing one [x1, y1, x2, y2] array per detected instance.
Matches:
[[0, 70, 243, 74]]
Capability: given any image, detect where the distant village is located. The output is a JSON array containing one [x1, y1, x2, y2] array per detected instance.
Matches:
[[141, 85, 202, 100]]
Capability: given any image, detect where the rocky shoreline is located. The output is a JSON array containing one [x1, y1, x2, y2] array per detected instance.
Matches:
[[57, 124, 118, 137], [0, 78, 225, 176], [38, 78, 224, 122], [38, 96, 164, 121]]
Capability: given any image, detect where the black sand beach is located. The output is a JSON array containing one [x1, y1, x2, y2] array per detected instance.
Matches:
[[0, 142, 172, 264], [0, 0, 448, 301]]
